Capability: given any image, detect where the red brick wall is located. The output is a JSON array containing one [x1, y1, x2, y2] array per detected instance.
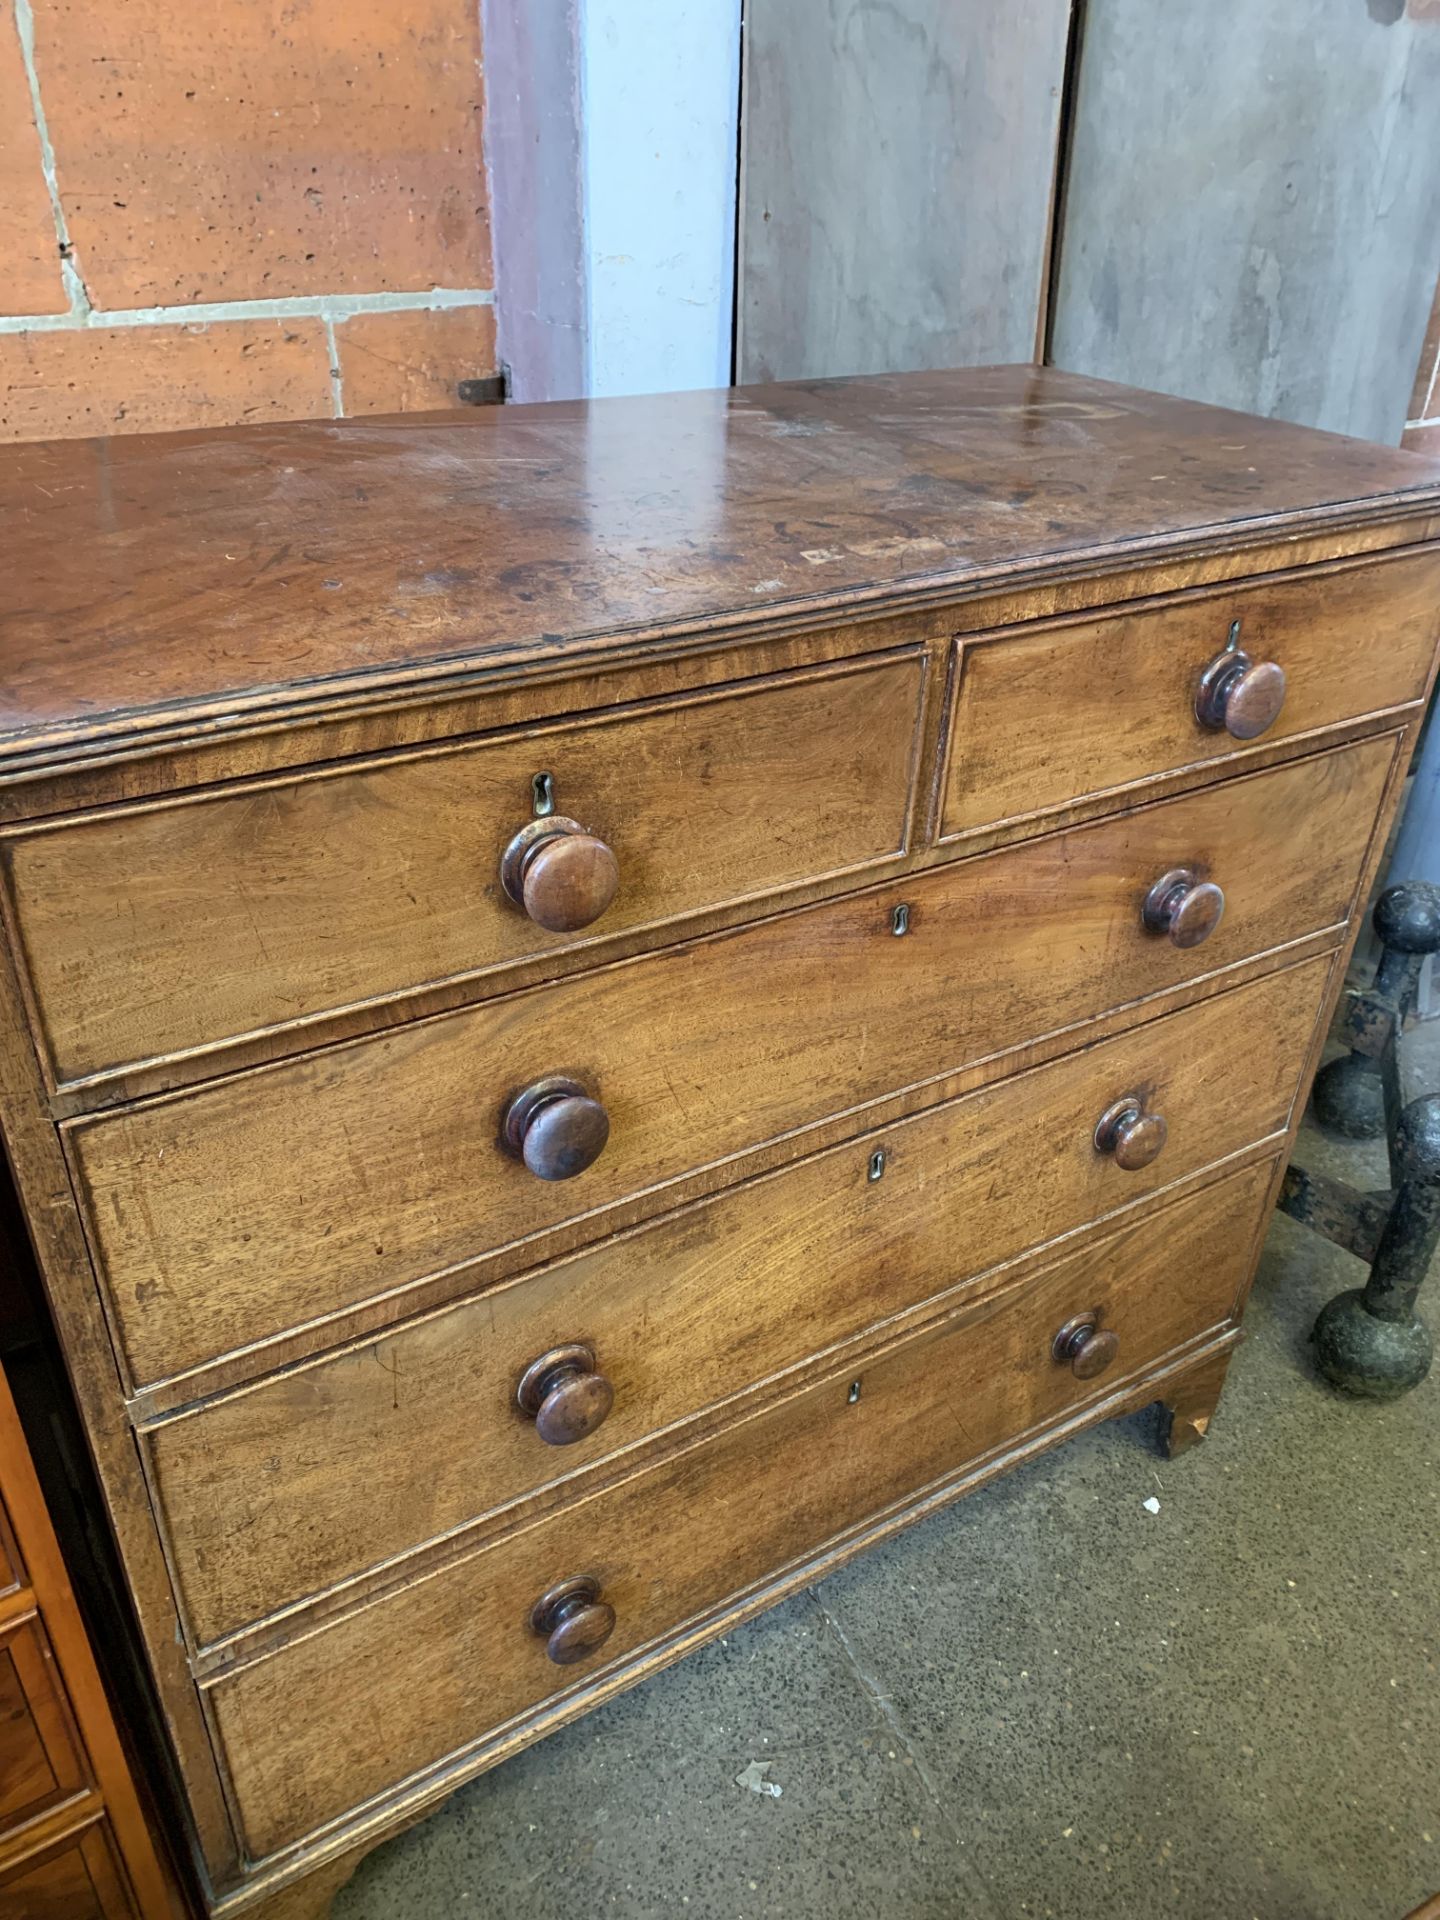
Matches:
[[0, 0, 496, 442]]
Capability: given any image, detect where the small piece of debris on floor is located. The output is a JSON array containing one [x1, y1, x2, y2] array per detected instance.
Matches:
[[1143, 1495, 1162, 1514], [735, 1760, 782, 1799]]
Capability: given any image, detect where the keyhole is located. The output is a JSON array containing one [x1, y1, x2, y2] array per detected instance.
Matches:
[[532, 771, 555, 817]]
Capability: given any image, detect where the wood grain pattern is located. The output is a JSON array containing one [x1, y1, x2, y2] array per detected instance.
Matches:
[[1, 518, 1428, 832], [0, 1618, 88, 1829], [0, 909, 239, 1885], [0, 1504, 20, 1598], [0, 1364, 173, 1915], [145, 954, 1328, 1650], [5, 651, 925, 1086], [939, 547, 1440, 837], [1160, 1347, 1235, 1459], [205, 1158, 1273, 1860], [0, 370, 1433, 1918], [68, 735, 1390, 1392], [0, 1818, 135, 1918], [198, 1337, 1246, 1920], [4, 367, 1440, 764]]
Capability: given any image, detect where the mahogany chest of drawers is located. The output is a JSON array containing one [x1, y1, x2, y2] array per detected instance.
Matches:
[[0, 366, 1437, 1918]]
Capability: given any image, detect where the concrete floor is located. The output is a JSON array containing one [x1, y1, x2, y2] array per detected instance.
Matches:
[[335, 1065, 1439, 1920]]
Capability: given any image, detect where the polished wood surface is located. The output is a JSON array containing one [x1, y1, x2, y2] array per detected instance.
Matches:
[[0, 1509, 19, 1599], [937, 546, 1438, 839], [0, 370, 1432, 1917], [69, 735, 1389, 1394], [0, 1365, 171, 1917], [0, 1615, 89, 1827], [0, 1822, 135, 1919], [3, 650, 924, 1086], [144, 957, 1325, 1651], [204, 1160, 1271, 1859], [3, 367, 1440, 764]]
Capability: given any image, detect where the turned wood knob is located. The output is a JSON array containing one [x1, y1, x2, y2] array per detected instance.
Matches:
[[1094, 1095, 1168, 1171], [501, 815, 619, 933], [516, 1344, 615, 1446], [530, 1576, 617, 1666], [1141, 868, 1225, 949], [1194, 627, 1286, 740], [1052, 1313, 1120, 1381], [501, 1077, 610, 1181]]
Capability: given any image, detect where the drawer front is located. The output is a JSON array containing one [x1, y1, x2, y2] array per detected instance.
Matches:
[[71, 733, 1391, 1390], [150, 954, 1328, 1647], [207, 1159, 1272, 1858], [0, 1823, 132, 1919], [4, 651, 926, 1086], [939, 548, 1438, 839], [0, 1617, 87, 1833], [0, 1500, 21, 1600]]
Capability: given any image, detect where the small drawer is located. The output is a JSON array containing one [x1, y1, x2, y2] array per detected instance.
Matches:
[[206, 1157, 1272, 1858], [148, 953, 1329, 1646], [0, 1821, 132, 1919], [938, 547, 1439, 840], [0, 1616, 88, 1835], [70, 732, 1391, 1392], [2, 650, 926, 1087]]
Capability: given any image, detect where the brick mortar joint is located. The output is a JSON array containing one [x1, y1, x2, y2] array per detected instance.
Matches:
[[13, 0, 94, 317], [0, 289, 497, 336]]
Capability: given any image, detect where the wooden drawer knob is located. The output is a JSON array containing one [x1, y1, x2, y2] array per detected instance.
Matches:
[[1194, 628, 1286, 740], [502, 1077, 610, 1181], [530, 1575, 617, 1666], [1052, 1312, 1119, 1382], [1142, 868, 1225, 949], [1094, 1095, 1168, 1171], [501, 816, 619, 933], [517, 1344, 615, 1446]]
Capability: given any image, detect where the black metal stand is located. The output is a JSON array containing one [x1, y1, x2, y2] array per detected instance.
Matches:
[[1279, 882, 1440, 1400]]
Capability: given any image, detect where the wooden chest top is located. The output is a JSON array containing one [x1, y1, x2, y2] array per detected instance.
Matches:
[[4, 364, 1440, 764]]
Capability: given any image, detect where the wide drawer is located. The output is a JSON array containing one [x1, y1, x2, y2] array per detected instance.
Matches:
[[69, 732, 1392, 1390], [148, 954, 1329, 1647], [205, 1158, 1272, 1859], [938, 547, 1438, 840], [2, 650, 926, 1087]]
